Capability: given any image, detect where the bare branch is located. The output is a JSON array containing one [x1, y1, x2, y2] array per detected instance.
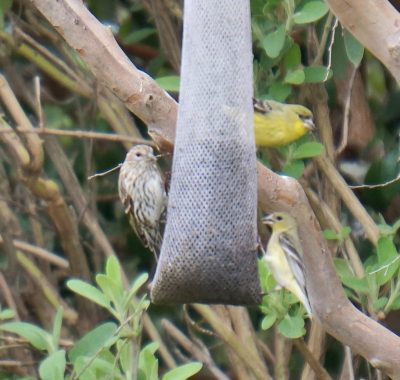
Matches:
[[30, 0, 177, 149], [326, 0, 400, 81], [0, 237, 69, 269], [0, 126, 154, 146]]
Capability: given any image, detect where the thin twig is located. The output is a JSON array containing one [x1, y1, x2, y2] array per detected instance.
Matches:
[[33, 76, 44, 130], [183, 304, 215, 337], [294, 338, 332, 380], [274, 327, 291, 380], [256, 338, 276, 365], [0, 126, 154, 146], [0, 74, 44, 173], [0, 360, 37, 367], [336, 65, 358, 155], [0, 272, 19, 320], [0, 236, 69, 269], [315, 155, 380, 245], [16, 251, 78, 323], [313, 12, 334, 65], [349, 175, 400, 189], [162, 319, 230, 380], [300, 323, 327, 380], [88, 164, 122, 181], [192, 304, 272, 380], [324, 17, 338, 82], [142, 314, 177, 369], [304, 187, 365, 278], [342, 346, 355, 380]]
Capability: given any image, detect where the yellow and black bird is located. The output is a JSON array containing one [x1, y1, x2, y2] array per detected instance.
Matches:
[[253, 98, 315, 148], [261, 212, 312, 317]]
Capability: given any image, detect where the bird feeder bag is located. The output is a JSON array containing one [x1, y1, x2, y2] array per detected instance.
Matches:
[[151, 0, 261, 305]]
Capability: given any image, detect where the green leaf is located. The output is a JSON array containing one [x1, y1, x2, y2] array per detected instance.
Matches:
[[293, 0, 329, 24], [370, 237, 400, 286], [283, 43, 301, 70], [292, 142, 324, 160], [377, 237, 398, 263], [39, 350, 66, 380], [331, 29, 348, 78], [0, 0, 12, 29], [392, 219, 400, 234], [282, 159, 305, 179], [268, 82, 291, 101], [304, 66, 332, 83], [323, 229, 339, 240], [68, 322, 118, 363], [0, 0, 12, 13], [67, 279, 110, 310], [262, 24, 286, 58], [339, 226, 352, 239], [138, 343, 159, 380], [373, 297, 388, 311], [258, 259, 276, 293], [0, 322, 51, 351], [105, 256, 123, 292], [155, 76, 180, 92], [163, 362, 203, 380], [333, 257, 362, 278], [278, 315, 305, 338], [72, 351, 120, 380], [118, 339, 130, 373], [284, 69, 305, 85], [343, 29, 364, 66], [261, 312, 277, 330], [368, 256, 400, 287], [391, 296, 400, 310], [96, 274, 123, 314], [123, 28, 156, 44], [51, 307, 63, 353], [284, 291, 303, 306], [342, 275, 369, 294], [0, 308, 15, 320], [125, 273, 149, 307]]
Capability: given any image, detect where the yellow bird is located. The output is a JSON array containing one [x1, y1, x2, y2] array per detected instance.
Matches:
[[253, 98, 315, 148], [261, 212, 312, 317]]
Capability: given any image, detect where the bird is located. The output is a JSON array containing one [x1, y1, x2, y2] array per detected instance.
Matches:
[[261, 212, 312, 317], [118, 145, 167, 260], [253, 98, 315, 148]]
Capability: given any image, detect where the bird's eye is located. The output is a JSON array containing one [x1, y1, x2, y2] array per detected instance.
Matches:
[[135, 152, 142, 157], [276, 215, 283, 221]]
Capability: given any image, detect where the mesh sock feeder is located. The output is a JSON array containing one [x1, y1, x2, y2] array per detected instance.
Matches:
[[151, 0, 261, 305]]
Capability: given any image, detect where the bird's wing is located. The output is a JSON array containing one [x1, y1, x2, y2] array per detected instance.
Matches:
[[253, 98, 273, 114], [128, 212, 162, 255], [278, 232, 307, 295], [118, 174, 131, 213]]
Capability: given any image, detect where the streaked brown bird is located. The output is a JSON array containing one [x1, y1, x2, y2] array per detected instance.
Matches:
[[118, 145, 167, 260]]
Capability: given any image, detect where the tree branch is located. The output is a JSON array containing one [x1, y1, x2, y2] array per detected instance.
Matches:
[[326, 0, 400, 81], [29, 0, 177, 149], [29, 0, 400, 377]]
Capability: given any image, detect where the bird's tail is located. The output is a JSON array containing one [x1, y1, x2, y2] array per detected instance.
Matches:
[[144, 228, 162, 262], [289, 283, 312, 318]]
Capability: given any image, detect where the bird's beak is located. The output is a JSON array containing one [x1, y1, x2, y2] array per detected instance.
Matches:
[[154, 153, 170, 160], [261, 213, 274, 225], [303, 117, 315, 131]]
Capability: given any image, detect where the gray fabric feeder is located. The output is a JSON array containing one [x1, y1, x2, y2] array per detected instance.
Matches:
[[150, 0, 261, 305]]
